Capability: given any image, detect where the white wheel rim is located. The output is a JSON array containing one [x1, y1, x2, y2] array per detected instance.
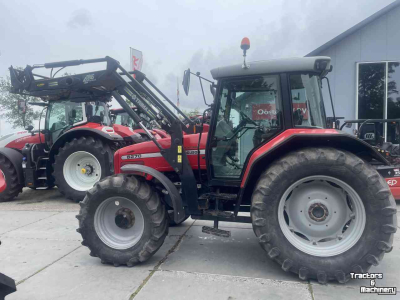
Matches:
[[63, 151, 101, 191], [278, 175, 366, 257], [94, 196, 145, 250]]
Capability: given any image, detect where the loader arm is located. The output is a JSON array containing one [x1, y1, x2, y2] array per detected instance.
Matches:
[[9, 56, 200, 215]]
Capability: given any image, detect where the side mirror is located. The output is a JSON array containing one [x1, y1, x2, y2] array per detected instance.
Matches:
[[182, 69, 190, 96], [25, 125, 34, 132], [210, 85, 216, 98]]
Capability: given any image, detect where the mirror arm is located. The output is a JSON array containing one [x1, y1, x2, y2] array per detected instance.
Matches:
[[198, 76, 210, 107], [190, 71, 214, 84]]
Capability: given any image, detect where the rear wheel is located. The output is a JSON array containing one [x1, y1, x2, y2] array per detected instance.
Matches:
[[251, 148, 397, 284], [77, 174, 168, 266], [53, 137, 113, 202], [0, 155, 23, 202]]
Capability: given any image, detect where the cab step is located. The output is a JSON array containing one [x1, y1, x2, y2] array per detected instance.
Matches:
[[202, 226, 231, 237]]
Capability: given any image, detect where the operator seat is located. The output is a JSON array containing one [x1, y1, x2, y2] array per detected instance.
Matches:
[[212, 118, 236, 166]]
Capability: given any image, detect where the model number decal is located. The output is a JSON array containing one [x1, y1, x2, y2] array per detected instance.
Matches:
[[186, 150, 199, 155], [125, 154, 142, 159]]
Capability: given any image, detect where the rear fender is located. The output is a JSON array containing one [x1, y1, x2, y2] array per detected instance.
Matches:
[[240, 132, 389, 205], [0, 148, 24, 184], [120, 164, 185, 223]]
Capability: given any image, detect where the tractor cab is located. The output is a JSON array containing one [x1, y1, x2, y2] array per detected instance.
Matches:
[[207, 58, 330, 179], [110, 107, 152, 129], [45, 100, 112, 146]]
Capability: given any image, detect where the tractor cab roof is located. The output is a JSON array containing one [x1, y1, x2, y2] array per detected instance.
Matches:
[[210, 56, 331, 79]]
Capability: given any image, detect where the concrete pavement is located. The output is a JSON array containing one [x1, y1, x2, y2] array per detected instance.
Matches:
[[0, 187, 399, 299]]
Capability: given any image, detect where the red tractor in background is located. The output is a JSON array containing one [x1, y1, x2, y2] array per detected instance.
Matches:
[[8, 42, 397, 283], [0, 66, 174, 202]]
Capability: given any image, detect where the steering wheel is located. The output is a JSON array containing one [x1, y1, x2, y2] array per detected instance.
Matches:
[[240, 111, 258, 126]]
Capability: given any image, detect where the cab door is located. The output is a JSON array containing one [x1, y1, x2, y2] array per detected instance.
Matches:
[[207, 75, 284, 181]]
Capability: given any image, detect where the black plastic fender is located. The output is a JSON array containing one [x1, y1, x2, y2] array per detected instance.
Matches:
[[120, 164, 186, 223], [0, 148, 23, 184]]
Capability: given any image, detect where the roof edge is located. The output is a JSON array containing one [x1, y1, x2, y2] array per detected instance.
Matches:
[[306, 0, 400, 57]]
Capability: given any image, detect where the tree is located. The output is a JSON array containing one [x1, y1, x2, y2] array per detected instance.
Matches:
[[0, 75, 41, 129]]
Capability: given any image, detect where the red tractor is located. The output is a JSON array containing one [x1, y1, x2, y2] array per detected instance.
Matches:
[[12, 43, 397, 283], [0, 66, 166, 202]]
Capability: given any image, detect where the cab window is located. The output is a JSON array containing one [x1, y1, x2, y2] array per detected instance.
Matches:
[[211, 75, 282, 179]]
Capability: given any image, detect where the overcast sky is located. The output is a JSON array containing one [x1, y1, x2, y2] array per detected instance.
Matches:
[[0, 0, 396, 133]]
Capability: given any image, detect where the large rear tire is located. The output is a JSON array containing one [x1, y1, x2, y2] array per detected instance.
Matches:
[[0, 154, 23, 202], [53, 137, 113, 202], [251, 147, 397, 284], [77, 174, 168, 266]]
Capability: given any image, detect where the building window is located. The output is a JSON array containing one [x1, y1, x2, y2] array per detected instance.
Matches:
[[357, 61, 400, 143]]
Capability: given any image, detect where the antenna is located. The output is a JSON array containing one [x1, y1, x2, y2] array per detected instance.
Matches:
[[241, 37, 250, 69]]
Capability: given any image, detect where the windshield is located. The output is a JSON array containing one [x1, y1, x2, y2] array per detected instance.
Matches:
[[289, 74, 326, 128]]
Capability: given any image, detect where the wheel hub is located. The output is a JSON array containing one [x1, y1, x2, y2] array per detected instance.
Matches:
[[81, 164, 94, 176], [63, 151, 102, 192], [94, 196, 145, 250], [115, 208, 135, 229], [308, 203, 329, 222]]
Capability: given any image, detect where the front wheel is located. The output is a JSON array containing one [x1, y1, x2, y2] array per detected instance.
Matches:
[[77, 174, 168, 266], [53, 137, 113, 202], [251, 148, 397, 284]]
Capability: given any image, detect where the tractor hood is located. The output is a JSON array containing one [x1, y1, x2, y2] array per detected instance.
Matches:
[[0, 130, 41, 150]]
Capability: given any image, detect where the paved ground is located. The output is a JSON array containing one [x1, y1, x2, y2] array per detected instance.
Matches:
[[0, 188, 399, 300]]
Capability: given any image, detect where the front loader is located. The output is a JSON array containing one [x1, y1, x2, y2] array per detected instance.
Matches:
[[15, 39, 397, 283], [0, 62, 183, 202]]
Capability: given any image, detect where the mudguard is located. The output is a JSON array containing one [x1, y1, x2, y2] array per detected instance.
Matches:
[[240, 130, 390, 203], [0, 148, 23, 184], [120, 164, 186, 223], [50, 127, 123, 156]]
